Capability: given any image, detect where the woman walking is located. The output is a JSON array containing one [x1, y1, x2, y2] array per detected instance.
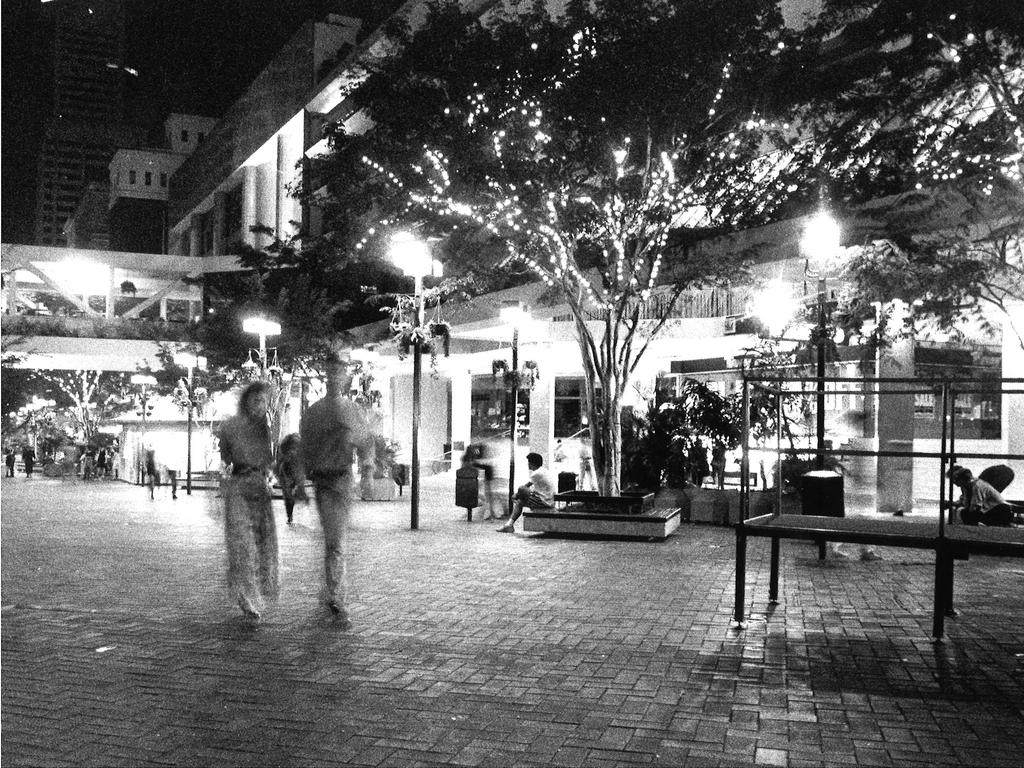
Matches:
[[217, 382, 279, 622]]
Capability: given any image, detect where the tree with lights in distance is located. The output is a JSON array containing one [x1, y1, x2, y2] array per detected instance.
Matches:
[[776, 0, 1024, 348], [313, 0, 793, 494]]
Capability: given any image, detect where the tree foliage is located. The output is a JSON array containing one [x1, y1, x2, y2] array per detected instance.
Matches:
[[312, 0, 790, 493], [776, 0, 1024, 348]]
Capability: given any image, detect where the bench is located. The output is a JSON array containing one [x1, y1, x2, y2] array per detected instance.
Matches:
[[734, 513, 1024, 640]]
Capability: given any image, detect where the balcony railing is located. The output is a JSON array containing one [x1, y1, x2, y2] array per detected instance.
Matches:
[[553, 286, 749, 323], [0, 312, 191, 342]]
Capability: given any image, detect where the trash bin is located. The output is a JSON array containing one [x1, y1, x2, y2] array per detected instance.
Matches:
[[801, 470, 844, 517], [455, 467, 480, 521], [558, 471, 578, 493]]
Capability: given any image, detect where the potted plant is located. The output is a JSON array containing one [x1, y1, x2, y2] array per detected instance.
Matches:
[[362, 435, 401, 501]]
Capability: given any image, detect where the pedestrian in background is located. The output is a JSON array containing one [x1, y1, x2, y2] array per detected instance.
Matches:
[[5, 448, 16, 477], [218, 381, 279, 622], [96, 447, 108, 480], [578, 437, 597, 491], [144, 448, 158, 499], [275, 433, 307, 525], [300, 353, 374, 625], [21, 445, 35, 477]]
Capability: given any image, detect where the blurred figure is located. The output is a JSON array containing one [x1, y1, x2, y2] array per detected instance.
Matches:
[[578, 437, 597, 491], [5, 448, 16, 477], [21, 445, 35, 477], [467, 442, 500, 520], [218, 382, 279, 622], [275, 433, 307, 525], [689, 439, 710, 487], [144, 448, 158, 499], [300, 354, 374, 624], [711, 440, 727, 490]]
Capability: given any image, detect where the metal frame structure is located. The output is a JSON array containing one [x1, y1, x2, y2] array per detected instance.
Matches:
[[732, 376, 1024, 641]]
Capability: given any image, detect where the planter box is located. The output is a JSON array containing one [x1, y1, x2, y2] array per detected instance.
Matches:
[[361, 476, 397, 501], [685, 487, 735, 525], [524, 491, 676, 540], [554, 490, 654, 515]]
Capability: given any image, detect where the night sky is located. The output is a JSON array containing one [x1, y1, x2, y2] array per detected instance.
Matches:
[[0, 0, 385, 245]]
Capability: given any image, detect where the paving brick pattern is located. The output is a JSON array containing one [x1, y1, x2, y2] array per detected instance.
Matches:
[[2, 476, 1023, 767]]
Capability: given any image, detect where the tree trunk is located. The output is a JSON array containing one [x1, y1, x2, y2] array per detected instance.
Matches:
[[595, 387, 622, 496]]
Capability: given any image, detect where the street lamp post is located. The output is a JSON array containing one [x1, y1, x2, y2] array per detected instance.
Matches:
[[130, 374, 157, 484], [174, 352, 207, 495], [390, 232, 442, 530], [499, 302, 530, 517], [801, 210, 842, 471]]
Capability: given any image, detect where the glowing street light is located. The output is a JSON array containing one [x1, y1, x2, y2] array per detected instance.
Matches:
[[242, 317, 281, 378], [800, 208, 842, 470], [390, 232, 442, 530], [131, 373, 158, 485], [173, 352, 207, 495], [499, 301, 531, 517]]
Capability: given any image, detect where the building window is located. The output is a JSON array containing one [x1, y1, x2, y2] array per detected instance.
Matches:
[[128, 170, 136, 184], [144, 171, 152, 186], [181, 130, 189, 143], [470, 375, 530, 445], [160, 173, 167, 187]]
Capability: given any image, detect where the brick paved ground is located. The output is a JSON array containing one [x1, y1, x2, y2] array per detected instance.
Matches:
[[2, 474, 1023, 767]]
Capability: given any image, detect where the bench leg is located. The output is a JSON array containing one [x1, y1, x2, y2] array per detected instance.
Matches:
[[769, 536, 780, 604], [932, 544, 954, 641], [733, 526, 747, 627]]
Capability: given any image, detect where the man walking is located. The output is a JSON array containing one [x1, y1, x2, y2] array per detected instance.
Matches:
[[21, 445, 35, 477], [300, 353, 375, 624]]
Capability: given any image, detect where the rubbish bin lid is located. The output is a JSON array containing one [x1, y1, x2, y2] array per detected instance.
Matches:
[[803, 470, 842, 478]]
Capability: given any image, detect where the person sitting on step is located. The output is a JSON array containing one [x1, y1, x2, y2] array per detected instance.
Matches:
[[497, 452, 555, 534]]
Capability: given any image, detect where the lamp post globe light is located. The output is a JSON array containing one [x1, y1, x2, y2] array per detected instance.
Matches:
[[173, 352, 207, 495], [800, 209, 842, 471], [242, 317, 282, 378], [390, 231, 443, 530], [499, 301, 530, 517], [130, 374, 157, 485]]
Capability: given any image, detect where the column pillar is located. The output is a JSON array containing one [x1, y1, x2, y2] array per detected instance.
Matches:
[[450, 366, 473, 461], [876, 300, 916, 514], [242, 165, 259, 248], [6, 269, 19, 313], [212, 190, 228, 256], [188, 215, 202, 258], [106, 265, 116, 318], [527, 345, 555, 465], [277, 132, 302, 242]]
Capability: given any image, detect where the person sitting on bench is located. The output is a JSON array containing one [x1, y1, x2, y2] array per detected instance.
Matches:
[[497, 452, 555, 534], [949, 465, 1013, 527]]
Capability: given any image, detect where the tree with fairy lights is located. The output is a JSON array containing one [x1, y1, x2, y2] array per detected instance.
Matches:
[[310, 0, 792, 494], [772, 0, 1024, 349]]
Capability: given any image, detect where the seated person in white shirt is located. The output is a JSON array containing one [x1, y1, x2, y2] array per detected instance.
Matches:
[[497, 452, 555, 533], [949, 465, 1013, 526]]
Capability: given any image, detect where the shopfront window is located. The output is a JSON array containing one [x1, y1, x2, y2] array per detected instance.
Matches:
[[470, 375, 530, 444], [915, 340, 1002, 439]]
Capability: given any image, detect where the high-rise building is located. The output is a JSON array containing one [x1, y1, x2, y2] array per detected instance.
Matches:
[[33, 0, 144, 246]]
